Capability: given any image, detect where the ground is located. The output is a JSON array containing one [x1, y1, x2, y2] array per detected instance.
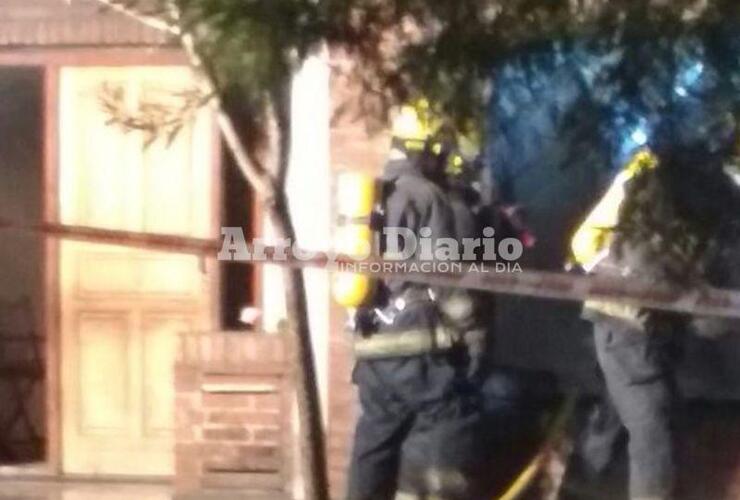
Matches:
[[0, 481, 285, 500]]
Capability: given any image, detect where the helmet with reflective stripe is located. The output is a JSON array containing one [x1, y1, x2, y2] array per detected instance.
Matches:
[[391, 99, 442, 153]]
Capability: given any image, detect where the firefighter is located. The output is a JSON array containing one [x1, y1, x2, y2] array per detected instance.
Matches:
[[345, 102, 488, 500], [570, 150, 685, 500]]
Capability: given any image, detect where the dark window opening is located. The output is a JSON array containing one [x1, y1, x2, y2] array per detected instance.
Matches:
[[220, 145, 256, 330], [0, 66, 45, 464]]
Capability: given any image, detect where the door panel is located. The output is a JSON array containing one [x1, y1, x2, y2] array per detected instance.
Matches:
[[77, 312, 131, 433], [141, 127, 195, 235], [141, 315, 190, 438], [59, 67, 216, 476]]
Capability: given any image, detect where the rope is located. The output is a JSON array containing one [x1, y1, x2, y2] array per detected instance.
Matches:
[[3, 220, 740, 319]]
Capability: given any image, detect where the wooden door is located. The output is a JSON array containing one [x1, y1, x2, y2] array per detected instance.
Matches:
[[58, 67, 216, 476]]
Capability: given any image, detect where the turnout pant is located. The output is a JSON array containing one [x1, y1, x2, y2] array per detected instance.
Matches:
[[347, 350, 486, 500], [592, 319, 680, 500]]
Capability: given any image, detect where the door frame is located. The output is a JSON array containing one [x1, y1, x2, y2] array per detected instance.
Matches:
[[1, 46, 220, 476], [43, 62, 61, 476]]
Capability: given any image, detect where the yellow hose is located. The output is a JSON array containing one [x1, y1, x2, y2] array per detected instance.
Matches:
[[495, 395, 577, 500], [497, 454, 545, 500]]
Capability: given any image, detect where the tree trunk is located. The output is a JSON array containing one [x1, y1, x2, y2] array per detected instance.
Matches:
[[211, 75, 330, 500], [217, 103, 330, 499], [264, 83, 330, 500], [269, 195, 330, 500]]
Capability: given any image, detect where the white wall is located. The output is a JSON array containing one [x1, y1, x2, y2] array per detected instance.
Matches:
[[256, 50, 331, 499], [286, 50, 332, 415]]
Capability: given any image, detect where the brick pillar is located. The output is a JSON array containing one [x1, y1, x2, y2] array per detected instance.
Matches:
[[327, 53, 390, 498], [174, 332, 292, 497]]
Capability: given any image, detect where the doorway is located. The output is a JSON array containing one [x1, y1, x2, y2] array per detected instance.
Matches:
[[57, 66, 217, 476], [0, 67, 46, 466]]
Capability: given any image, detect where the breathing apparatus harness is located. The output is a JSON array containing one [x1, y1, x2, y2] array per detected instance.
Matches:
[[332, 102, 485, 359]]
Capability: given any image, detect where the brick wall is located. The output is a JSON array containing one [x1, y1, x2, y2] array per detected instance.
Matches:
[[176, 56, 391, 499], [174, 332, 292, 498], [326, 54, 391, 499]]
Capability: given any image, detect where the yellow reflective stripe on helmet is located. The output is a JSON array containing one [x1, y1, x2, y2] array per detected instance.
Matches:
[[391, 98, 445, 144], [404, 139, 427, 152], [393, 105, 430, 141]]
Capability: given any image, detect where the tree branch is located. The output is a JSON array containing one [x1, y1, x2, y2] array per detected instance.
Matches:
[[164, 0, 278, 206], [94, 0, 277, 204], [94, 0, 180, 34]]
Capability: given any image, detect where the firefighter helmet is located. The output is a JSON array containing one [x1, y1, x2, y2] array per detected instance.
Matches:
[[390, 99, 442, 153]]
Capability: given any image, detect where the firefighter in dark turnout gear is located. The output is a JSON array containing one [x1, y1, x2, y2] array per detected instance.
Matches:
[[571, 150, 685, 500], [346, 104, 488, 500]]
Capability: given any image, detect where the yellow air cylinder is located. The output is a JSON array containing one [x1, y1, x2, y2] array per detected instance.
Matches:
[[332, 172, 377, 308], [336, 171, 376, 217]]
